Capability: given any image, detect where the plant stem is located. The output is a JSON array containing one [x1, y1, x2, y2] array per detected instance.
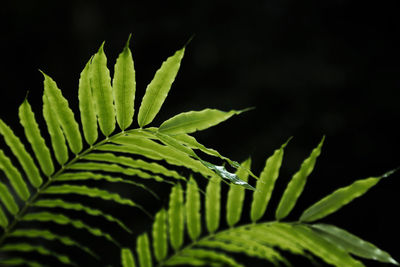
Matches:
[[0, 132, 124, 246]]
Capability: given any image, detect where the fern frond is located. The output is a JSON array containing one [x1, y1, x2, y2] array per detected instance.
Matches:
[[131, 140, 397, 267], [0, 37, 256, 266]]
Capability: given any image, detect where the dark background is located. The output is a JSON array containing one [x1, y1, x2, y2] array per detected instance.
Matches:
[[1, 0, 399, 266]]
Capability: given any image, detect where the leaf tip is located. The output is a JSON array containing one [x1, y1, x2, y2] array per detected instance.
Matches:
[[126, 33, 132, 48], [381, 167, 400, 179]]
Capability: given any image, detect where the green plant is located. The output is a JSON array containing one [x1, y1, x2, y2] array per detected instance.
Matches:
[[0, 36, 397, 266]]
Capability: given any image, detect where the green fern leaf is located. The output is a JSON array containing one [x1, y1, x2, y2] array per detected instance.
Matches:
[[34, 198, 132, 233], [226, 158, 251, 227], [152, 209, 168, 262], [0, 181, 19, 215], [23, 211, 118, 246], [158, 108, 249, 135], [206, 176, 221, 233], [178, 248, 244, 267], [121, 248, 137, 267], [288, 224, 364, 267], [198, 238, 287, 266], [0, 206, 8, 228], [90, 42, 116, 136], [105, 137, 212, 177], [19, 98, 54, 176], [186, 176, 201, 240], [300, 174, 387, 222], [0, 258, 44, 267], [78, 58, 98, 145], [310, 224, 399, 265], [154, 131, 198, 158], [113, 34, 136, 130], [42, 92, 68, 165], [43, 184, 139, 208], [0, 243, 75, 266], [83, 152, 185, 180], [10, 228, 97, 259], [67, 162, 165, 182], [138, 47, 185, 128], [57, 171, 157, 198], [251, 140, 288, 222], [0, 149, 30, 200], [41, 72, 83, 154], [168, 183, 185, 251], [136, 233, 152, 267], [0, 119, 42, 188], [275, 137, 324, 220]]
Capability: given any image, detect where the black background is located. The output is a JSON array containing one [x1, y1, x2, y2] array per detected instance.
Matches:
[[1, 0, 400, 266]]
